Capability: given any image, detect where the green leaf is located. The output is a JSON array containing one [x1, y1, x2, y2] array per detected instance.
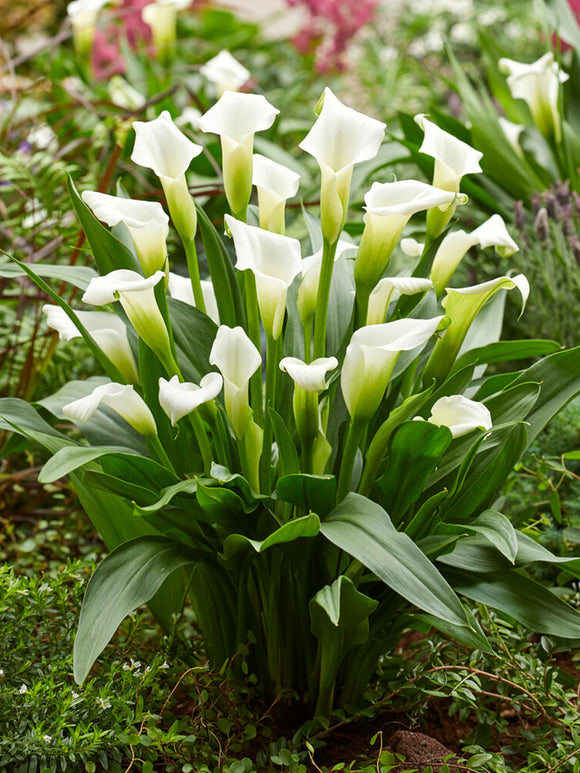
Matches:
[[39, 446, 142, 483], [269, 408, 300, 477], [321, 493, 471, 629], [134, 478, 199, 514], [168, 298, 217, 384], [74, 536, 198, 683], [451, 340, 561, 375], [223, 513, 320, 557], [0, 262, 98, 290], [68, 175, 139, 274], [443, 510, 518, 564], [275, 474, 336, 517], [0, 397, 73, 455]]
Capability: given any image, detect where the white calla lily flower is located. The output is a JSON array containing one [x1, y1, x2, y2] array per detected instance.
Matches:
[[499, 53, 569, 142], [430, 214, 518, 295], [107, 76, 147, 111], [63, 382, 157, 436], [67, 0, 109, 57], [367, 277, 433, 325], [498, 116, 525, 155], [159, 373, 223, 425], [342, 316, 444, 422], [299, 88, 386, 243], [197, 91, 279, 217], [168, 273, 220, 324], [400, 238, 425, 257], [421, 395, 492, 438], [43, 306, 139, 384], [279, 356, 338, 392], [225, 215, 302, 339], [132, 111, 202, 242], [142, 0, 190, 63], [200, 50, 250, 97], [252, 153, 300, 233], [209, 325, 262, 438], [297, 239, 357, 324], [82, 270, 173, 368], [82, 191, 169, 275]]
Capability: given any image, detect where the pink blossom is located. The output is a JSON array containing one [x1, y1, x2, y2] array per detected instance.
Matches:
[[92, 0, 153, 80]]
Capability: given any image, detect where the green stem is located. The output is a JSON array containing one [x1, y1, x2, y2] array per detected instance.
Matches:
[[312, 238, 338, 359], [260, 335, 278, 492], [304, 318, 312, 363], [147, 433, 178, 475], [184, 238, 206, 313], [353, 285, 372, 330], [336, 418, 365, 503], [188, 410, 213, 475], [244, 270, 264, 426]]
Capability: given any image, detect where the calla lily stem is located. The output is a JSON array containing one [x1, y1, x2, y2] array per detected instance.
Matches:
[[313, 237, 338, 359], [243, 270, 264, 424], [147, 433, 178, 475], [260, 335, 279, 491], [336, 417, 365, 503], [183, 239, 206, 313], [188, 410, 213, 474]]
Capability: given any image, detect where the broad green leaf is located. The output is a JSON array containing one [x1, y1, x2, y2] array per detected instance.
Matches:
[[275, 474, 336, 517], [223, 513, 320, 557], [326, 256, 356, 358], [269, 408, 300, 478], [413, 612, 491, 652], [196, 479, 256, 516], [515, 532, 580, 580], [210, 464, 258, 507], [0, 397, 73, 454], [83, 470, 161, 506], [135, 478, 199, 514], [68, 175, 140, 274], [74, 536, 197, 683], [168, 298, 217, 384], [321, 493, 471, 629], [0, 262, 97, 290], [451, 340, 561, 375], [442, 510, 518, 564], [39, 445, 141, 483]]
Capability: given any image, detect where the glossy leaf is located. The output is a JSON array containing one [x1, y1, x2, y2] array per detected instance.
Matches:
[[276, 474, 336, 517], [0, 262, 97, 290], [39, 445, 140, 483], [223, 513, 321, 557]]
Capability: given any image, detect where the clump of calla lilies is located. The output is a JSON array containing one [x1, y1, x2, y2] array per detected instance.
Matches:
[[8, 75, 580, 720]]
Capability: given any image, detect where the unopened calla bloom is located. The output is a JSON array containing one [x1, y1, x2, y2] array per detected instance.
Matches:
[[225, 215, 302, 340], [430, 214, 519, 295], [200, 50, 250, 97], [354, 180, 458, 301], [67, 0, 109, 57], [43, 306, 139, 384], [168, 273, 220, 324], [499, 53, 569, 142], [142, 0, 190, 63], [197, 91, 279, 218], [82, 270, 173, 370], [132, 111, 202, 243], [209, 325, 262, 438], [367, 277, 433, 325], [297, 240, 357, 325], [252, 153, 300, 234], [423, 274, 529, 384], [415, 114, 483, 237], [63, 382, 157, 436], [82, 191, 169, 276], [421, 395, 492, 438], [280, 356, 338, 449], [159, 373, 223, 425], [299, 88, 386, 244], [342, 316, 444, 422], [107, 76, 146, 111]]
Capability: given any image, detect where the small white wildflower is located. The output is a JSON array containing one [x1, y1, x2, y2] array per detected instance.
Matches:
[[96, 697, 112, 709], [71, 691, 79, 699], [42, 735, 52, 743], [130, 659, 142, 669], [161, 661, 170, 669], [19, 684, 27, 694], [122, 662, 131, 671], [0, 669, 4, 676]]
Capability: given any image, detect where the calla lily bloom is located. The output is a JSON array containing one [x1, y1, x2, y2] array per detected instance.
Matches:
[[297, 240, 357, 325], [82, 191, 169, 276], [63, 382, 157, 436], [415, 114, 482, 237], [67, 0, 109, 57], [430, 214, 519, 295], [82, 270, 174, 371], [342, 316, 444, 423], [108, 76, 147, 111], [200, 50, 250, 97], [424, 274, 529, 384], [354, 180, 458, 313], [252, 153, 300, 234], [225, 215, 302, 340], [43, 306, 139, 384], [498, 117, 525, 156], [418, 395, 492, 438], [159, 373, 223, 425], [279, 356, 338, 392], [299, 88, 386, 244], [400, 238, 424, 257], [367, 277, 433, 325], [209, 325, 262, 438], [499, 53, 569, 142], [132, 111, 202, 243], [168, 273, 220, 324], [197, 91, 279, 218], [142, 0, 190, 63]]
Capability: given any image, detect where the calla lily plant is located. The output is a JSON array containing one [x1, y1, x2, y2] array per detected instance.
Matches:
[[4, 82, 580, 722]]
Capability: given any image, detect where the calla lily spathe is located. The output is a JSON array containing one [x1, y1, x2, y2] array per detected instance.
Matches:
[[415, 114, 482, 237], [43, 305, 139, 384], [367, 277, 433, 325], [82, 191, 169, 276], [168, 273, 219, 324], [132, 111, 202, 242], [200, 50, 250, 97], [252, 154, 300, 234], [197, 91, 279, 218], [342, 316, 444, 422], [423, 395, 492, 438], [209, 325, 262, 438], [63, 382, 157, 436], [499, 53, 569, 142], [299, 88, 386, 244], [67, 0, 109, 57], [142, 0, 190, 63], [159, 373, 223, 425], [279, 356, 338, 392], [430, 214, 519, 295], [82, 270, 173, 370], [225, 215, 302, 340]]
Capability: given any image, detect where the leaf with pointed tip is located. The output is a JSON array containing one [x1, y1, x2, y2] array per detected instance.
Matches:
[[223, 513, 320, 557]]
